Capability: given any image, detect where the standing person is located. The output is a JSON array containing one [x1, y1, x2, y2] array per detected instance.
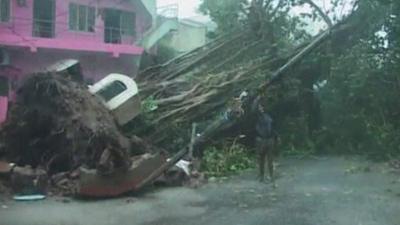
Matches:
[[251, 96, 278, 185], [225, 91, 278, 185]]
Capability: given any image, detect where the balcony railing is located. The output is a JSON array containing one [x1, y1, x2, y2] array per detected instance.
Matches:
[[2, 17, 137, 45], [157, 4, 179, 18], [104, 26, 135, 44], [32, 19, 55, 38]]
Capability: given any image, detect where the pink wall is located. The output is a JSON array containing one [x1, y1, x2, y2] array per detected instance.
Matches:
[[6, 48, 140, 82], [0, 0, 152, 55], [0, 0, 152, 101]]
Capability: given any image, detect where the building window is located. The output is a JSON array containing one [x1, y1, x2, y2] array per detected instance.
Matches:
[[33, 0, 55, 38], [69, 3, 95, 32], [121, 11, 135, 36], [0, 76, 9, 97], [0, 0, 10, 22], [104, 9, 135, 44]]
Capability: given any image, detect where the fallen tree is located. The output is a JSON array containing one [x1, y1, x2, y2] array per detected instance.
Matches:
[[125, 1, 388, 185], [131, 0, 387, 150]]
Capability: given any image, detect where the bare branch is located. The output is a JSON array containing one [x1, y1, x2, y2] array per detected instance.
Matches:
[[304, 0, 333, 27], [270, 0, 284, 20], [263, 0, 273, 10]]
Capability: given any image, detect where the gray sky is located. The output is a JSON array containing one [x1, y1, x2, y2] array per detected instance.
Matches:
[[156, 0, 354, 32], [157, 0, 204, 19]]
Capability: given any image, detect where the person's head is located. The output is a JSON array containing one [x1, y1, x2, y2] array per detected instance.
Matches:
[[229, 97, 244, 118]]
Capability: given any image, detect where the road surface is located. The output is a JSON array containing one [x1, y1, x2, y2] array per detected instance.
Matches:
[[1, 156, 399, 225]]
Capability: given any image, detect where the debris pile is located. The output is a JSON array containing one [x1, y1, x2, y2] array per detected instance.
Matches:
[[0, 73, 133, 176], [0, 73, 206, 198], [11, 166, 48, 195]]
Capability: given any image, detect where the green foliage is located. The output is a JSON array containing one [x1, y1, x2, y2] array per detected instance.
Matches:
[[250, 0, 400, 158], [199, 0, 310, 44], [199, 0, 248, 33], [141, 96, 158, 113], [317, 37, 400, 157], [296, 0, 400, 158], [155, 0, 400, 159], [202, 141, 255, 177]]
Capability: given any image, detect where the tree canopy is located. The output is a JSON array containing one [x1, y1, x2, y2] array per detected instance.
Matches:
[[197, 0, 400, 157], [133, 0, 399, 160]]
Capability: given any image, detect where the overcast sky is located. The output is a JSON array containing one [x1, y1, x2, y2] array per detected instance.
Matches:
[[156, 0, 353, 32], [157, 0, 204, 19]]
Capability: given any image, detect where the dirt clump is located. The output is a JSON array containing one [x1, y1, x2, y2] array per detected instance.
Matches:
[[0, 73, 134, 175]]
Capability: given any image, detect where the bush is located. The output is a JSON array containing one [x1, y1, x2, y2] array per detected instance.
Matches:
[[202, 141, 255, 177]]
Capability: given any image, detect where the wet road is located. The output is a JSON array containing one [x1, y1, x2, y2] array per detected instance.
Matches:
[[1, 156, 399, 225]]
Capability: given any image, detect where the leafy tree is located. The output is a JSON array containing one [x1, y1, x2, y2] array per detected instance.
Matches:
[[314, 0, 400, 157], [197, 0, 400, 159], [199, 0, 248, 33], [199, 0, 311, 48]]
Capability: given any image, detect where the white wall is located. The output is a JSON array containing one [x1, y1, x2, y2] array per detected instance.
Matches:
[[163, 22, 207, 53]]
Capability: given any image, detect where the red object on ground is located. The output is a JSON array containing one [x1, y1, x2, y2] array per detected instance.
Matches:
[[77, 154, 167, 197], [0, 96, 8, 124]]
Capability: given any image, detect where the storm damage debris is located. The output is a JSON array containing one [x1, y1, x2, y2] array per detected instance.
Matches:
[[156, 159, 207, 188], [0, 73, 134, 176], [77, 154, 166, 197], [11, 166, 48, 195], [0, 73, 197, 197]]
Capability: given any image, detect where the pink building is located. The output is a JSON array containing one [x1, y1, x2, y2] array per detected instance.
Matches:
[[0, 0, 153, 101]]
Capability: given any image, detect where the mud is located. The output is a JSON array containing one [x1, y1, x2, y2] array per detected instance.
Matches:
[[0, 73, 134, 175]]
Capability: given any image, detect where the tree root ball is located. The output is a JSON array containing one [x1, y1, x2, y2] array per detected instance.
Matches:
[[0, 73, 134, 175]]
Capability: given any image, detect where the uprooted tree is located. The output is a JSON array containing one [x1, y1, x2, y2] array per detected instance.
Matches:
[[0, 74, 140, 175], [0, 0, 396, 178], [131, 0, 390, 156]]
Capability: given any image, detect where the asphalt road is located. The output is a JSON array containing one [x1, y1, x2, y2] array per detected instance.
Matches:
[[1, 156, 399, 225]]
